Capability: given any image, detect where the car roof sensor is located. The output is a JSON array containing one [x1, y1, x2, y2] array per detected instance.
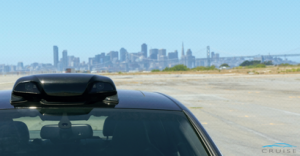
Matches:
[[10, 74, 118, 107]]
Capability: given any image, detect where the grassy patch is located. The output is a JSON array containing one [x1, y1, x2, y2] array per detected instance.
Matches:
[[279, 63, 294, 67], [151, 69, 160, 72], [191, 65, 217, 71]]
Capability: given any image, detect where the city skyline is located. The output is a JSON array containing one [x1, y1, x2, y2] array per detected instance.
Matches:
[[1, 43, 299, 74], [2, 43, 300, 66], [2, 42, 300, 65]]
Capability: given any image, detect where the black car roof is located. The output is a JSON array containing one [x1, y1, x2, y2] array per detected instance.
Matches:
[[0, 89, 182, 111]]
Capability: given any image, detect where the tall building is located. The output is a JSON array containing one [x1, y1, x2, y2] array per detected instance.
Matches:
[[210, 51, 216, 66], [181, 43, 187, 65], [167, 50, 179, 68], [68, 56, 75, 67], [62, 50, 68, 69], [215, 53, 220, 62], [120, 48, 127, 62], [207, 46, 210, 67], [88, 57, 94, 66], [95, 53, 105, 64], [149, 49, 159, 60], [158, 49, 167, 56], [211, 52, 215, 59], [130, 53, 139, 62], [156, 49, 167, 69], [53, 46, 59, 68], [181, 42, 185, 57], [168, 50, 178, 60], [195, 58, 206, 67], [10, 65, 16, 72], [174, 50, 178, 58], [104, 54, 111, 63], [94, 54, 101, 64], [2, 66, 10, 73], [186, 49, 192, 56], [73, 57, 80, 67], [141, 44, 147, 58], [17, 62, 24, 71], [186, 49, 195, 68], [109, 51, 119, 62], [125, 52, 130, 63]]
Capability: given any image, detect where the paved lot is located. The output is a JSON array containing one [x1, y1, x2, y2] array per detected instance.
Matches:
[[1, 74, 300, 155]]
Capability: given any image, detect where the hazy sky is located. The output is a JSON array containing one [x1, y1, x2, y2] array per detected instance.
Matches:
[[1, 0, 300, 65]]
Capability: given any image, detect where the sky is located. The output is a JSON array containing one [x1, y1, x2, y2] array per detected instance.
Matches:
[[1, 0, 300, 65]]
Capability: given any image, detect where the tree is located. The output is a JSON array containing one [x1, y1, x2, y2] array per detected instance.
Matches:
[[240, 60, 261, 66], [219, 63, 229, 68], [239, 60, 267, 68], [263, 61, 273, 65]]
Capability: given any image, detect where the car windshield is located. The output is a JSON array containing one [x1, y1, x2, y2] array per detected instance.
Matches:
[[0, 108, 208, 156]]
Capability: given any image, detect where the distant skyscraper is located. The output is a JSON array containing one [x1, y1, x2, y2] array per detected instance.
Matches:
[[109, 51, 119, 62], [186, 49, 195, 68], [10, 65, 16, 72], [104, 54, 110, 63], [3, 66, 10, 73], [211, 52, 215, 59], [181, 43, 186, 65], [149, 49, 159, 60], [17, 62, 24, 70], [216, 53, 220, 62], [130, 53, 139, 62], [88, 57, 94, 66], [141, 43, 147, 58], [62, 50, 68, 69], [186, 49, 192, 56], [73, 57, 80, 67], [68, 56, 75, 67], [95, 53, 105, 64], [120, 48, 127, 62], [181, 42, 185, 57], [207, 46, 210, 67], [95, 54, 101, 64], [168, 50, 178, 60], [53, 46, 59, 67], [158, 49, 167, 56]]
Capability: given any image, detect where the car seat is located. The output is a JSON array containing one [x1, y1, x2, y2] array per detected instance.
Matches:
[[0, 121, 29, 153], [102, 118, 164, 156]]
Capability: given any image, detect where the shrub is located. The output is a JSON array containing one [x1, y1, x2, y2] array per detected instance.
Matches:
[[240, 60, 261, 66], [240, 60, 271, 67], [244, 64, 266, 68], [253, 64, 266, 68], [162, 64, 189, 71], [279, 63, 293, 67], [264, 61, 273, 65], [191, 65, 216, 71], [239, 60, 266, 68], [219, 63, 229, 68], [151, 69, 160, 72]]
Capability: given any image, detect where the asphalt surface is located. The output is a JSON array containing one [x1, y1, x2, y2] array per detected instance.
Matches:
[[1, 74, 300, 156]]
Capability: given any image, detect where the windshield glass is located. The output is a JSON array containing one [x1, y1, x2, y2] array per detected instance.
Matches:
[[0, 108, 208, 156]]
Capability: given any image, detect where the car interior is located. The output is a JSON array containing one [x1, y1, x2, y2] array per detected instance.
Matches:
[[0, 109, 208, 156]]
